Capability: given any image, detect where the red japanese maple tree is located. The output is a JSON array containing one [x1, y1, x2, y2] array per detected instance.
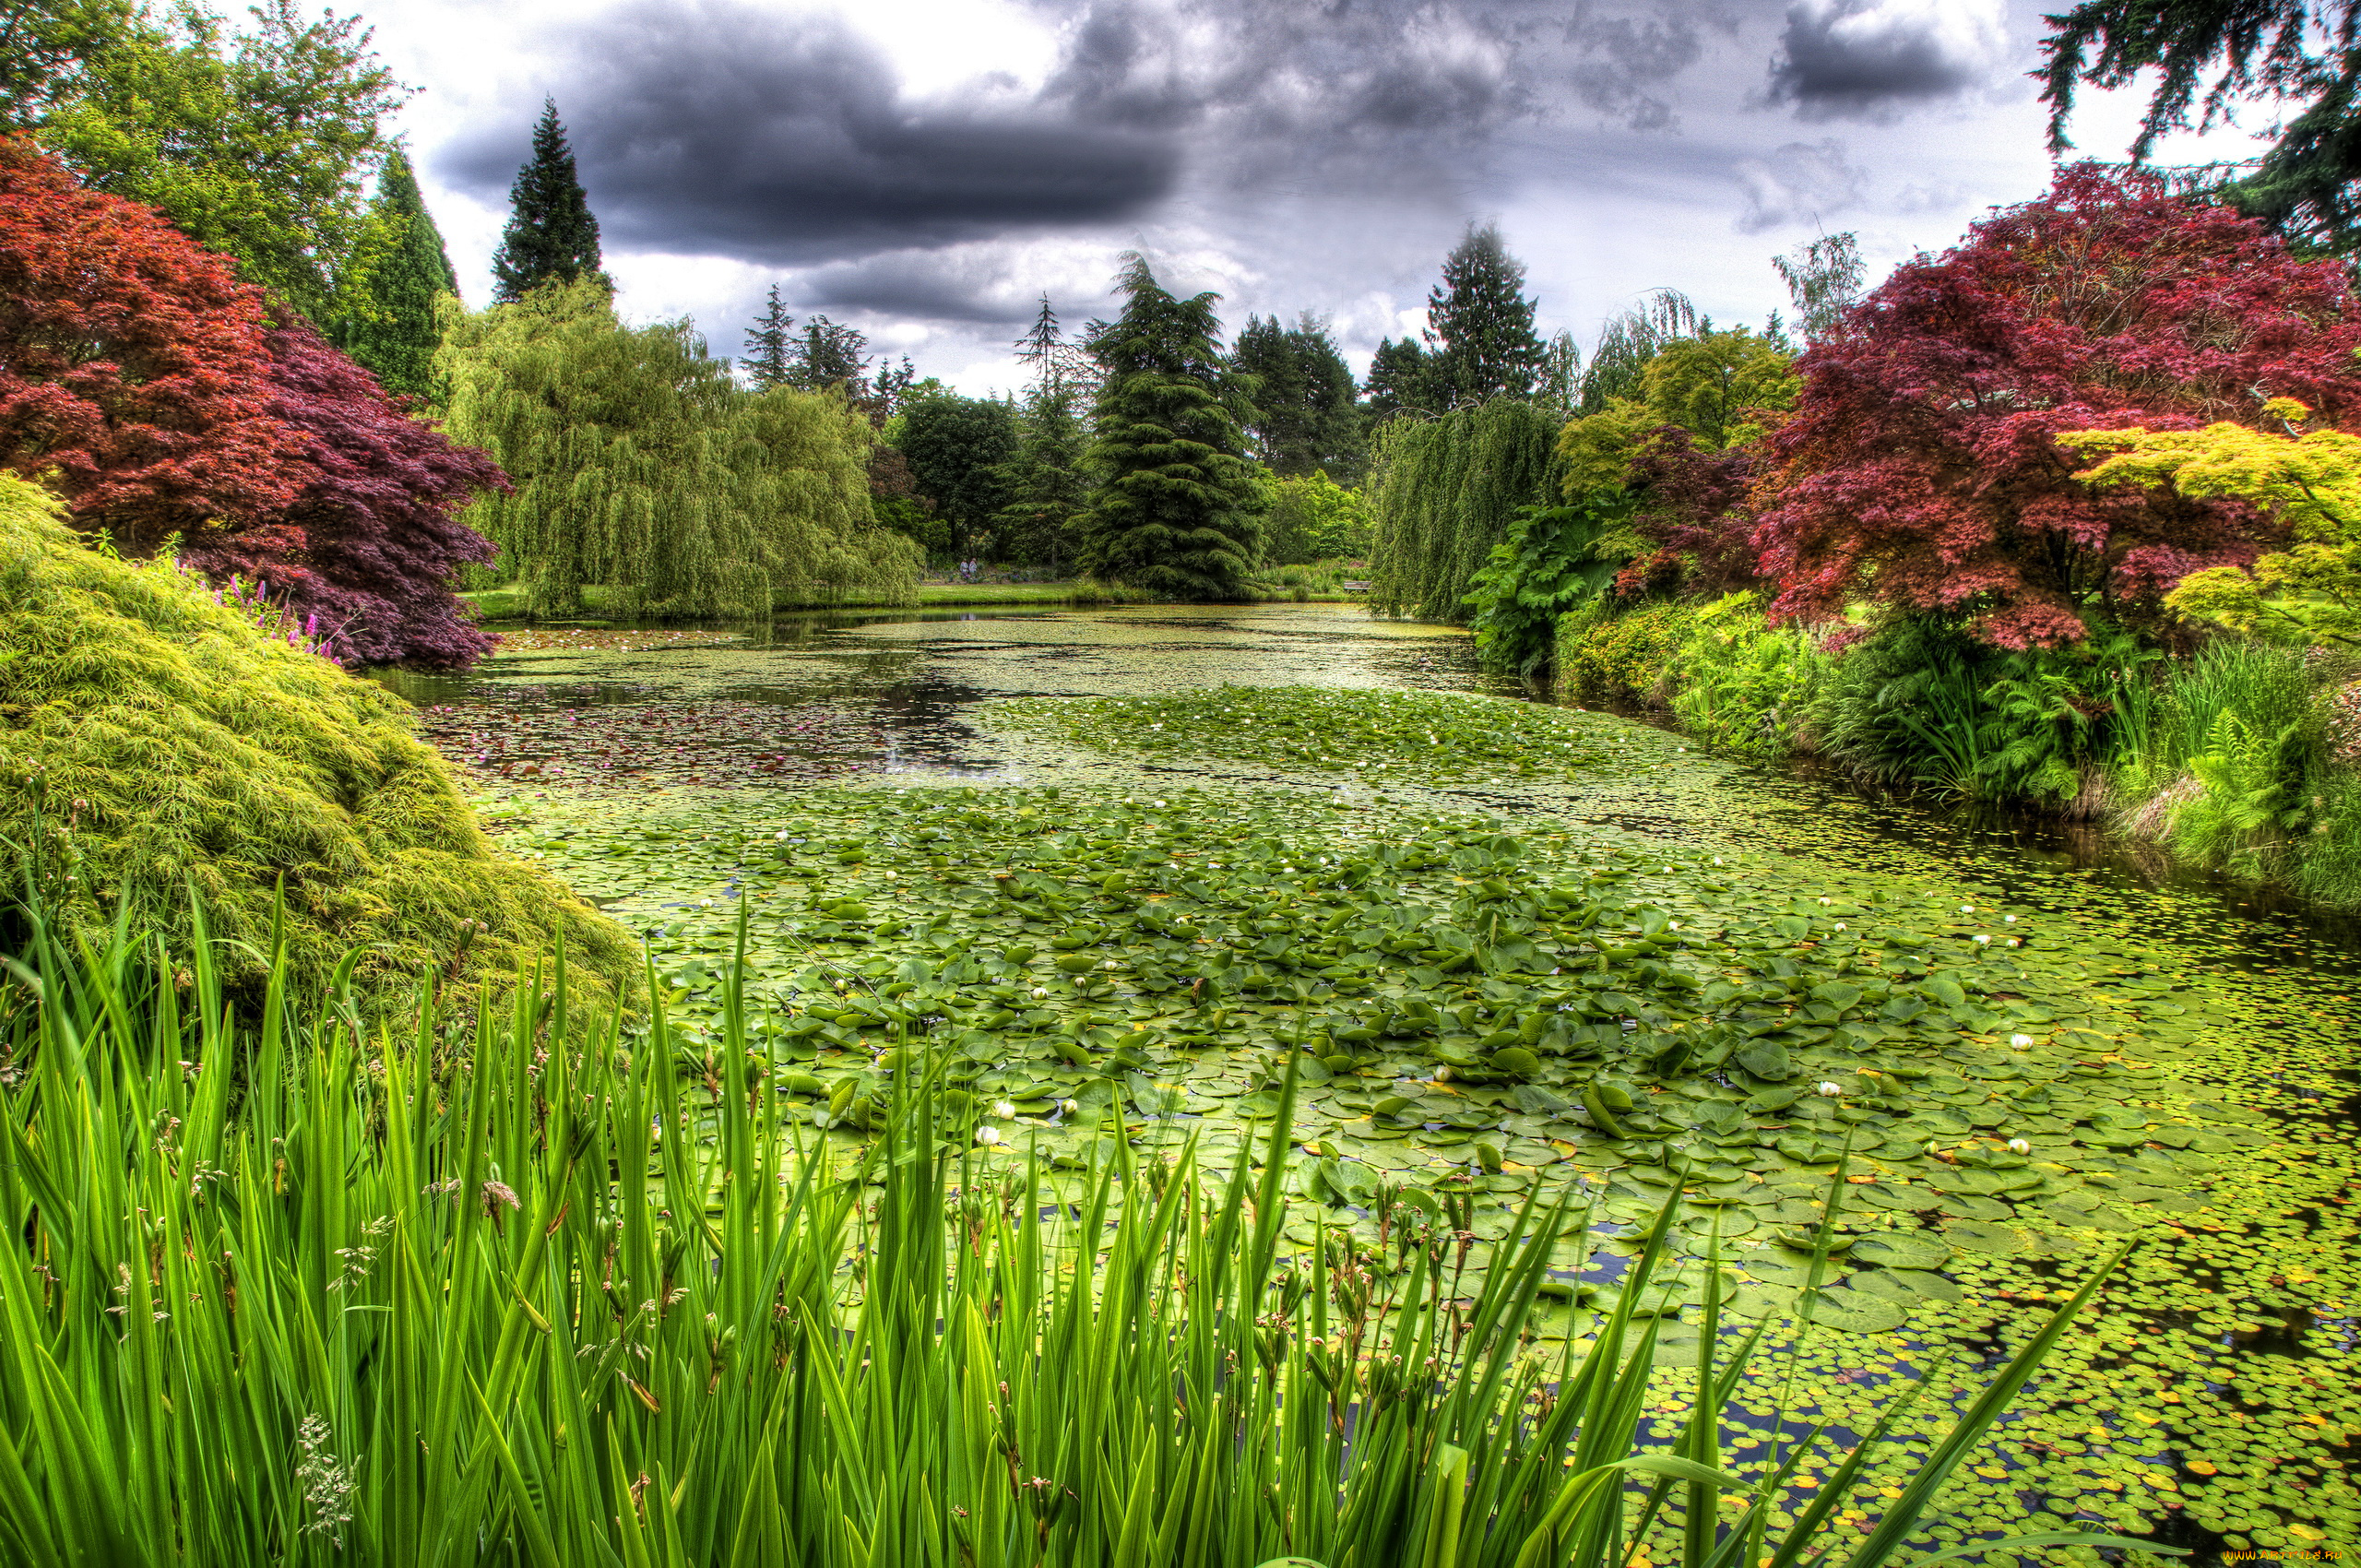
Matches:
[[1616, 426, 1762, 600], [0, 137, 300, 551], [1, 138, 504, 667], [1750, 163, 2361, 647]]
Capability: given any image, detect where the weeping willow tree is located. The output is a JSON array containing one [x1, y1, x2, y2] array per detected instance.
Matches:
[[1364, 400, 1560, 622], [440, 279, 918, 617]]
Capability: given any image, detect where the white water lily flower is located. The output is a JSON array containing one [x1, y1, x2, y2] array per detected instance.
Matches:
[[2007, 1138, 2033, 1155], [1960, 905, 1975, 913], [1102, 958, 1120, 970], [1712, 857, 1723, 865], [1058, 1099, 1079, 1116], [1833, 922, 1846, 932], [1030, 987, 1049, 1000], [2006, 937, 2021, 947], [1155, 800, 1167, 806], [1818, 897, 1832, 906], [2010, 1033, 2035, 1049], [699, 899, 713, 909], [976, 1127, 1002, 1146], [1974, 934, 1990, 945], [991, 1100, 1016, 1120], [775, 830, 791, 841], [1816, 1081, 1843, 1097], [2004, 914, 2017, 923], [1434, 1066, 1453, 1083]]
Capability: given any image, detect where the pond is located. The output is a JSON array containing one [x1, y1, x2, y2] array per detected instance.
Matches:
[[382, 602, 2361, 1562]]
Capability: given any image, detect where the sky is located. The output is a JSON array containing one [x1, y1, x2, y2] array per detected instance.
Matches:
[[355, 0, 2272, 395]]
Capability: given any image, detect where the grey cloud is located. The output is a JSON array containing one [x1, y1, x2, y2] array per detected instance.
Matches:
[[1734, 137, 1864, 232], [439, 0, 1176, 267], [800, 253, 1049, 326], [1763, 0, 2004, 121]]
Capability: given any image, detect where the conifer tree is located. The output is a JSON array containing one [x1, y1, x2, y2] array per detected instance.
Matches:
[[742, 284, 793, 391], [998, 295, 1090, 570], [333, 148, 458, 403], [1364, 337, 1436, 419], [1078, 255, 1263, 599], [1232, 313, 1365, 481], [789, 315, 869, 395], [1424, 224, 1546, 408], [491, 100, 604, 303]]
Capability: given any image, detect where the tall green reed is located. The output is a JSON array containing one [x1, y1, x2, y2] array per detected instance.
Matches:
[[0, 903, 2177, 1567]]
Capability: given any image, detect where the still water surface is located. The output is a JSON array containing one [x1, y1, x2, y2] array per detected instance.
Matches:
[[385, 603, 2361, 1559]]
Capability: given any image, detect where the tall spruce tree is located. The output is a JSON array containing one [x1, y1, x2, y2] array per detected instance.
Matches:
[[742, 284, 793, 391], [1079, 256, 1263, 599], [1231, 313, 1366, 481], [998, 296, 1090, 570], [1424, 224, 1546, 408], [491, 100, 604, 303], [331, 148, 459, 402]]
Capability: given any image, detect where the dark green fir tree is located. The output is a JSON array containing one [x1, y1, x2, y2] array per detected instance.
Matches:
[[1363, 336, 1435, 419], [1078, 255, 1263, 600], [1231, 312, 1366, 481], [742, 284, 793, 391], [491, 100, 604, 303], [335, 148, 459, 402], [1424, 223, 1545, 407]]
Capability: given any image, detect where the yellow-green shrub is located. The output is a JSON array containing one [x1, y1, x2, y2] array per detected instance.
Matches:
[[0, 476, 633, 1002]]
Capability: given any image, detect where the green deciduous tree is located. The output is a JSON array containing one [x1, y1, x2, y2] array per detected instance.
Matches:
[[1366, 399, 1559, 621], [895, 394, 1021, 556], [1577, 289, 1699, 415], [2065, 397, 2361, 645], [15, 0, 408, 323], [1257, 469, 1373, 565], [1231, 313, 1366, 482], [1424, 223, 1546, 408], [439, 279, 915, 617], [1079, 256, 1264, 599], [1772, 232, 1866, 344], [491, 100, 603, 303], [331, 148, 457, 403]]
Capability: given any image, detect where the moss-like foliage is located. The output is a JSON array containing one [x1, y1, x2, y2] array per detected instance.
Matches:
[[0, 476, 634, 1001]]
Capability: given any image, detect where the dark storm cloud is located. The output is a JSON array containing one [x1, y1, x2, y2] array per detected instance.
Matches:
[[1763, 0, 2003, 121], [801, 253, 1045, 326], [439, 0, 1176, 267]]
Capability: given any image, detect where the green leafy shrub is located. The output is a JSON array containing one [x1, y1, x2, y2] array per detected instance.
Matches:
[[0, 475, 632, 1002], [2168, 710, 2315, 877], [1816, 620, 2154, 807], [1555, 600, 1697, 704], [1465, 501, 1628, 683], [1665, 594, 1832, 757]]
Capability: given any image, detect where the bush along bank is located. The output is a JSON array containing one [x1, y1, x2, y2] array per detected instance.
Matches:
[[1555, 594, 2361, 907]]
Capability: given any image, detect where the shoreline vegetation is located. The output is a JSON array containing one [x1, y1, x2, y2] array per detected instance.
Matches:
[[1550, 593, 2361, 909], [458, 570, 1371, 623]]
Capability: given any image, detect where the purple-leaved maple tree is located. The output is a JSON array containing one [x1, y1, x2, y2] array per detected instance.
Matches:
[[178, 322, 504, 669]]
